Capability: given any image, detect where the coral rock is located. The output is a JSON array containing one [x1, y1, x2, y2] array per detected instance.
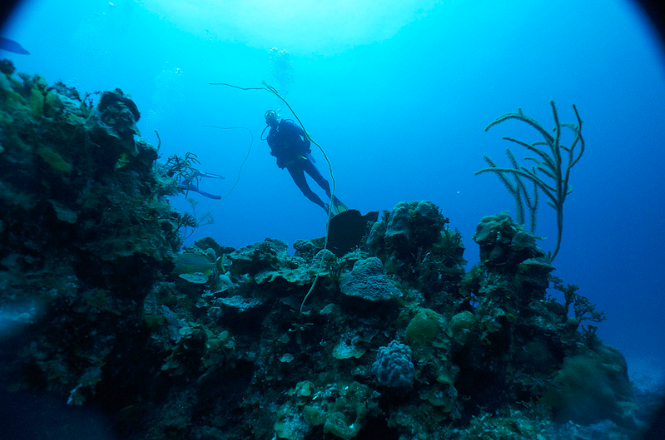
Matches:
[[339, 257, 401, 302]]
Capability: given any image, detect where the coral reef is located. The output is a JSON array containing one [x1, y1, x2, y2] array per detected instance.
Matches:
[[0, 65, 655, 440], [0, 61, 197, 429]]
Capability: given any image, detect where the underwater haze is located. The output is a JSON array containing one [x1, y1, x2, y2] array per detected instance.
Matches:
[[3, 0, 665, 408]]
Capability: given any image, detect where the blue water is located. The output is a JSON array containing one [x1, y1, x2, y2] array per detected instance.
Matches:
[[3, 0, 665, 386]]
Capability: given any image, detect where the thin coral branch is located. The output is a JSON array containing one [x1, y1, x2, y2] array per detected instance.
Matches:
[[477, 101, 584, 261]]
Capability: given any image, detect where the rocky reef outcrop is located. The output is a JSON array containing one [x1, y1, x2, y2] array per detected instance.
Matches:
[[0, 64, 648, 440]]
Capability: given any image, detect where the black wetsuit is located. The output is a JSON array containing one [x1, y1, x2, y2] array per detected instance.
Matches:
[[266, 119, 341, 211]]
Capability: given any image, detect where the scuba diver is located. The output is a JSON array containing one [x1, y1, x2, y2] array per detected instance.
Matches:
[[263, 110, 347, 217]]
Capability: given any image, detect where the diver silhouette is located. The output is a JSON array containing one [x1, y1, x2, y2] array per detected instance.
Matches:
[[263, 110, 347, 216]]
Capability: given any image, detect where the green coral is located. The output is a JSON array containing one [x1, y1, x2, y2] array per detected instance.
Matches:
[[37, 146, 72, 173], [543, 347, 637, 428], [405, 308, 441, 346], [451, 311, 476, 345]]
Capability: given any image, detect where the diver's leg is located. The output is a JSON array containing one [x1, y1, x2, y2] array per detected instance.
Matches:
[[287, 166, 328, 210], [302, 157, 343, 206]]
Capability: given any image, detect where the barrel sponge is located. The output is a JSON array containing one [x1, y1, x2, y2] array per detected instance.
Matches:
[[371, 340, 415, 387]]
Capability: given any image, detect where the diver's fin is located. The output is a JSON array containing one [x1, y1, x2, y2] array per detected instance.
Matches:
[[333, 200, 350, 215], [0, 37, 29, 54]]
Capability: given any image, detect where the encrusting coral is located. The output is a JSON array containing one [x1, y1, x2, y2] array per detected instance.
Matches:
[[0, 64, 651, 440]]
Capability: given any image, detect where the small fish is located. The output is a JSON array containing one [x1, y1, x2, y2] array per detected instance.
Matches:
[[0, 37, 29, 54], [174, 253, 225, 275]]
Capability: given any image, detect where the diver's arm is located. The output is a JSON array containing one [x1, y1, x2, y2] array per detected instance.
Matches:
[[291, 122, 311, 153], [267, 132, 288, 169]]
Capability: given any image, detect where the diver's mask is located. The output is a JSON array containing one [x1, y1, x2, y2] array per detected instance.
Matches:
[[264, 110, 278, 125]]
